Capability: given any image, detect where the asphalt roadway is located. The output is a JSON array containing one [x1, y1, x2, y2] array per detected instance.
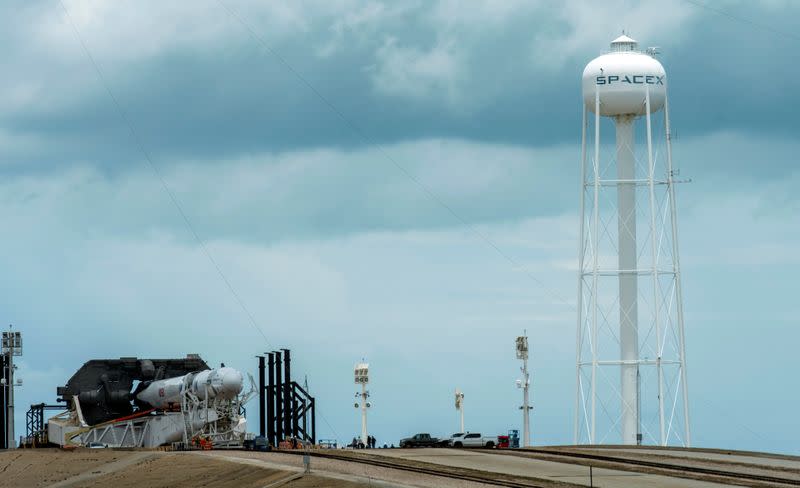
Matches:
[[582, 446, 800, 470], [370, 448, 747, 487]]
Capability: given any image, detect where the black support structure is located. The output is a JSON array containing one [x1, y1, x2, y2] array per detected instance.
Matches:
[[258, 356, 266, 438], [267, 353, 275, 443], [258, 349, 315, 447], [274, 351, 283, 444], [24, 404, 62, 447], [282, 349, 291, 439]]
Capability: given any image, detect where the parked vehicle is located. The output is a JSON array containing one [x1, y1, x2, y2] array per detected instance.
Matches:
[[399, 433, 441, 448], [452, 432, 496, 448], [318, 439, 338, 449], [243, 436, 271, 452], [498, 429, 520, 449], [444, 432, 467, 447]]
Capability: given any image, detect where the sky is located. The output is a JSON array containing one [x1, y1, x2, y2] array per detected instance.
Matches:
[[2, 0, 799, 454]]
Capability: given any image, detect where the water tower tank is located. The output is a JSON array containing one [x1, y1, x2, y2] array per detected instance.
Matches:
[[582, 35, 666, 116]]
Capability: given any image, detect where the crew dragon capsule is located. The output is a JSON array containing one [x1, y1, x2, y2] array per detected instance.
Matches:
[[134, 367, 244, 409]]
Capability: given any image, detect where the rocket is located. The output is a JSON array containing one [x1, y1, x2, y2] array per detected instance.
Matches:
[[134, 367, 244, 409]]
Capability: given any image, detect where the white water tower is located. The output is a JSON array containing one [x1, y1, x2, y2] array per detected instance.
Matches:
[[575, 35, 690, 446]]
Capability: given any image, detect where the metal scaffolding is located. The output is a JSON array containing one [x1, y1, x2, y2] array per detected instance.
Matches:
[[258, 350, 316, 447]]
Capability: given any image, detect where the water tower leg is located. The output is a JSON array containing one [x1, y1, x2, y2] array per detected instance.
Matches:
[[616, 114, 639, 446]]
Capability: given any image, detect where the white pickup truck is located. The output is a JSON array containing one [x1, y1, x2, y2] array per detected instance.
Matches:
[[451, 432, 496, 448]]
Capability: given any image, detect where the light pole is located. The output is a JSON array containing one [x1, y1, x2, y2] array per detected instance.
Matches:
[[1, 326, 23, 449], [353, 362, 370, 447], [516, 333, 532, 447], [455, 389, 465, 433], [0, 371, 6, 449]]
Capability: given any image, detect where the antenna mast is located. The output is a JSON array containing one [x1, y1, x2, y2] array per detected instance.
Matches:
[[353, 362, 370, 446], [516, 333, 531, 447], [455, 389, 465, 432]]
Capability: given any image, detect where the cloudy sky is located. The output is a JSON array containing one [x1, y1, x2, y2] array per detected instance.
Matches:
[[3, 0, 798, 453]]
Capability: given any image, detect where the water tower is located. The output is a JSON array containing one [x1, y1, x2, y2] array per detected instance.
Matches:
[[575, 35, 690, 446]]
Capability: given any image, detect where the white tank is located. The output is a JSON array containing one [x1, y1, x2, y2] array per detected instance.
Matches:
[[582, 35, 666, 116]]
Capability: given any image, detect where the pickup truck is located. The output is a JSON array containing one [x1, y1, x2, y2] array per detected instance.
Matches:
[[399, 433, 441, 448], [452, 432, 496, 448], [444, 432, 466, 447]]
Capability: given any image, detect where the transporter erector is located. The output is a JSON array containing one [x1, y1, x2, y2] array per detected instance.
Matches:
[[47, 356, 256, 448]]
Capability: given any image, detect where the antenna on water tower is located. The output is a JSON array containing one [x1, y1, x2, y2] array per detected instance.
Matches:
[[516, 332, 531, 447], [575, 35, 691, 447]]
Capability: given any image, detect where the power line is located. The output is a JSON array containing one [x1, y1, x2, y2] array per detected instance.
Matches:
[[682, 0, 800, 42], [217, 2, 573, 446], [216, 0, 575, 310], [58, 0, 273, 349]]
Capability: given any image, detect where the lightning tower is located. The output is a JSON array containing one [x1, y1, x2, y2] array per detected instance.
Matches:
[[575, 35, 690, 446], [516, 334, 531, 447], [1, 326, 22, 449], [454, 389, 465, 433], [354, 362, 370, 446]]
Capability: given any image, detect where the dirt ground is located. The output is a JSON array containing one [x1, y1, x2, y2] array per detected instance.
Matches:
[[0, 449, 371, 488]]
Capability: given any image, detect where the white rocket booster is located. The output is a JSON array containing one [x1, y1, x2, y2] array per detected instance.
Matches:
[[135, 367, 244, 409]]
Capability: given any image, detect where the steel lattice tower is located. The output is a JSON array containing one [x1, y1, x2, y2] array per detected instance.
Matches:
[[574, 35, 690, 446]]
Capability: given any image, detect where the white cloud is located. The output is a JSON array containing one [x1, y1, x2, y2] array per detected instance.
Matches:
[[369, 37, 464, 104], [3, 132, 799, 451], [1, 0, 795, 120], [316, 1, 415, 58], [0, 138, 577, 245], [530, 0, 695, 70], [37, 1, 319, 61]]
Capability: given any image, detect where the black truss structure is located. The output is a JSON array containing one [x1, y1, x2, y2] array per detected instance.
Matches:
[[25, 403, 63, 447], [258, 349, 315, 447]]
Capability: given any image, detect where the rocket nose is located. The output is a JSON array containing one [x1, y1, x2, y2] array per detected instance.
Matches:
[[220, 368, 244, 397]]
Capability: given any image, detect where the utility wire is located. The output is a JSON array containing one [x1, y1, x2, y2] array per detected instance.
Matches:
[[317, 410, 341, 445], [654, 0, 792, 448], [215, 0, 787, 448], [63, 5, 344, 445], [216, 0, 575, 310], [58, 0, 273, 349], [682, 0, 800, 42]]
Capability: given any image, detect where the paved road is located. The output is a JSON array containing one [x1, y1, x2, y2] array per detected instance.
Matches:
[[372, 448, 737, 487], [575, 446, 800, 470]]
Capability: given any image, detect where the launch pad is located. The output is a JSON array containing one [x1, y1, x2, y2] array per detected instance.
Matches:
[[41, 355, 256, 449]]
